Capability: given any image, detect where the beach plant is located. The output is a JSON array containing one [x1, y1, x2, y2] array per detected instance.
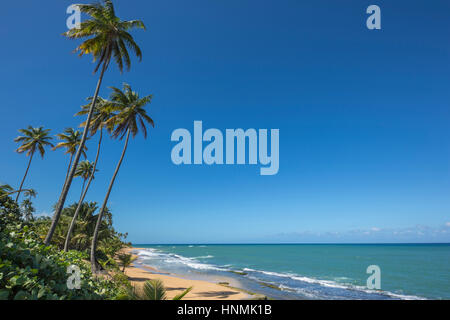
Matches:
[[45, 0, 146, 245], [64, 160, 98, 251], [117, 253, 137, 272], [53, 128, 88, 185], [0, 193, 122, 300], [125, 280, 192, 300], [0, 227, 121, 300], [14, 126, 54, 202], [90, 83, 154, 273]]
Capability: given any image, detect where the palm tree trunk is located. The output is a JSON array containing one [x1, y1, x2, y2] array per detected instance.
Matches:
[[45, 60, 109, 246], [91, 129, 131, 272], [64, 153, 74, 187], [16, 151, 34, 202], [64, 129, 103, 252]]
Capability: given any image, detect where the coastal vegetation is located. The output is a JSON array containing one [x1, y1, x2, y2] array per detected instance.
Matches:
[[45, 0, 146, 246], [0, 0, 157, 300], [90, 83, 154, 272], [117, 253, 137, 273], [125, 280, 192, 300]]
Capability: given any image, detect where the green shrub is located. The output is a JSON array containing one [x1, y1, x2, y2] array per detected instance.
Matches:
[[0, 222, 121, 300]]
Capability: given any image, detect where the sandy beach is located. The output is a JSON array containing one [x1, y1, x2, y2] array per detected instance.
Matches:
[[123, 247, 259, 300]]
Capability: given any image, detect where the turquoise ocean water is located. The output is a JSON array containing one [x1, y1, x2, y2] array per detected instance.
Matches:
[[132, 244, 450, 300]]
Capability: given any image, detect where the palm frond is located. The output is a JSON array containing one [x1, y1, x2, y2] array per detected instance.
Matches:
[[63, 0, 145, 73], [14, 126, 54, 157], [172, 286, 193, 300]]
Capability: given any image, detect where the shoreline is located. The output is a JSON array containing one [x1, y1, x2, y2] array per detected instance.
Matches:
[[123, 247, 266, 300]]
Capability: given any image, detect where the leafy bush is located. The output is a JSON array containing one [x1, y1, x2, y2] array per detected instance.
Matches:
[[32, 202, 130, 269], [0, 221, 122, 300]]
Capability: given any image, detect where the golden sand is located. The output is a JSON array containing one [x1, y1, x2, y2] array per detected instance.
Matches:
[[123, 247, 257, 300]]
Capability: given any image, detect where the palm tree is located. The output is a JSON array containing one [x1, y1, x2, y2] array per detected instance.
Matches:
[[53, 128, 87, 184], [117, 253, 137, 272], [45, 0, 146, 245], [90, 83, 154, 272], [74, 96, 117, 204], [125, 280, 192, 300], [14, 126, 54, 202], [63, 98, 116, 252], [64, 160, 97, 251]]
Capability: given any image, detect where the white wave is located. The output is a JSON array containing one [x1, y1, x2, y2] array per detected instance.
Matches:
[[136, 249, 224, 271], [136, 248, 161, 257], [279, 284, 319, 299], [134, 248, 426, 300], [244, 268, 425, 300], [243, 268, 256, 272]]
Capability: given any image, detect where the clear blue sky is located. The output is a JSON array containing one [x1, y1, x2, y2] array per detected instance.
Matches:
[[1, 0, 449, 243]]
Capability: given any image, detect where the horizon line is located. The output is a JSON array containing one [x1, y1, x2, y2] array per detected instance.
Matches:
[[131, 242, 450, 245]]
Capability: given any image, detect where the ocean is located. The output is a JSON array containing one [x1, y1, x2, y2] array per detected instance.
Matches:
[[132, 244, 450, 300]]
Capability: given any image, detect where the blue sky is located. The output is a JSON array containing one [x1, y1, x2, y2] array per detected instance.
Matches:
[[1, 0, 449, 243]]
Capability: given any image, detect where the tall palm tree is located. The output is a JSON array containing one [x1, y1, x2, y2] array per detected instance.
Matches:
[[90, 83, 154, 272], [64, 160, 97, 251], [14, 126, 54, 202], [63, 98, 116, 252], [53, 128, 87, 184], [45, 0, 146, 245]]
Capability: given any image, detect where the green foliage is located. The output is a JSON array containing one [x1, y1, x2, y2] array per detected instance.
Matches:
[[124, 279, 192, 300], [76, 96, 116, 136], [33, 201, 128, 261], [117, 253, 136, 272], [53, 128, 87, 157], [0, 193, 131, 300], [0, 221, 121, 300], [0, 193, 22, 233], [14, 126, 54, 158], [75, 160, 97, 180], [21, 199, 35, 222], [107, 83, 154, 139], [63, 0, 146, 73]]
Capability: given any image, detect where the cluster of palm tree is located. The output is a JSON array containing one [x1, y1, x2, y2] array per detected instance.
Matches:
[[12, 0, 154, 273]]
